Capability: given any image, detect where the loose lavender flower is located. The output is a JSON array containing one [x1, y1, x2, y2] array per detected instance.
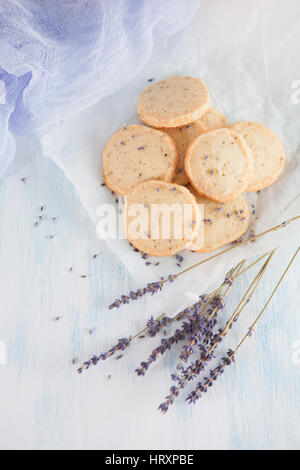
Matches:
[[186, 350, 235, 404], [175, 254, 184, 264]]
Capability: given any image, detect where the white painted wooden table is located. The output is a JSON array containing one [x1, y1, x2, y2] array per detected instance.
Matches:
[[0, 137, 299, 450]]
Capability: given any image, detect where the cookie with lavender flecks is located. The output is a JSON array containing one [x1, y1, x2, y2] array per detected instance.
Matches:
[[197, 107, 229, 132], [123, 180, 200, 257], [159, 107, 228, 186], [186, 185, 250, 253], [138, 76, 210, 128], [102, 125, 178, 196], [230, 121, 285, 192], [185, 128, 253, 203]]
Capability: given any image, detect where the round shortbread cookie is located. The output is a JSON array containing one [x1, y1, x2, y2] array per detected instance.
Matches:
[[185, 128, 253, 203], [159, 108, 228, 186], [187, 186, 250, 253], [102, 125, 178, 196], [138, 76, 210, 128], [197, 107, 229, 132], [124, 181, 200, 257], [230, 121, 285, 192], [158, 121, 204, 186]]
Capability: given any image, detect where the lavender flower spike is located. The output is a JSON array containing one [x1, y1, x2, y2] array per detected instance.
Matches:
[[186, 349, 235, 404], [108, 280, 168, 310], [136, 295, 211, 377], [77, 337, 131, 374]]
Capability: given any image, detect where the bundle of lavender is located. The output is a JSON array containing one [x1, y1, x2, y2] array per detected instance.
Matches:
[[77, 218, 299, 412]]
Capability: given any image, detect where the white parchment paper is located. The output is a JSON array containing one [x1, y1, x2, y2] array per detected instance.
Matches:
[[43, 0, 300, 309]]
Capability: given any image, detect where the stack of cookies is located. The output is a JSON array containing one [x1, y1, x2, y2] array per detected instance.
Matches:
[[102, 76, 286, 257]]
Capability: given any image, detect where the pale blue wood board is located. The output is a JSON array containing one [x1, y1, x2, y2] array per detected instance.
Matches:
[[0, 138, 299, 450]]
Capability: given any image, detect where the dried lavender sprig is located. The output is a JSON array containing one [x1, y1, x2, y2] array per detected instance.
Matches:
[[77, 337, 131, 374], [176, 300, 223, 369], [77, 314, 172, 374], [108, 216, 299, 311], [159, 253, 275, 412], [186, 247, 300, 406], [108, 276, 175, 310], [136, 261, 245, 378], [158, 305, 226, 412], [135, 295, 211, 376], [186, 350, 235, 404], [159, 348, 215, 413], [79, 290, 222, 376], [173, 260, 245, 377]]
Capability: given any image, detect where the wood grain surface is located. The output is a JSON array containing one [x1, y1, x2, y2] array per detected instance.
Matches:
[[0, 136, 299, 450]]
